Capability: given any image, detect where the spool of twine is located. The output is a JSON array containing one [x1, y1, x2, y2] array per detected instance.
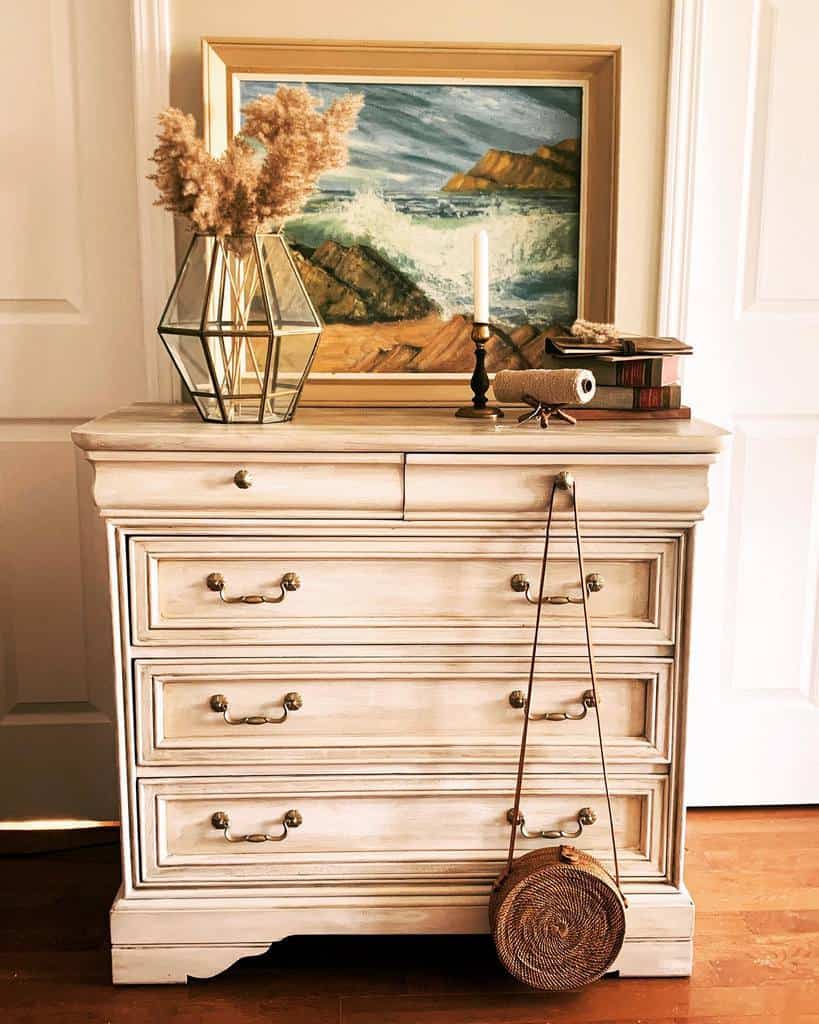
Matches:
[[492, 369, 596, 406], [490, 845, 626, 991]]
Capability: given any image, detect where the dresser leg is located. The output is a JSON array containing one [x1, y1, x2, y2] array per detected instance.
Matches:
[[111, 943, 270, 985], [611, 938, 694, 977]]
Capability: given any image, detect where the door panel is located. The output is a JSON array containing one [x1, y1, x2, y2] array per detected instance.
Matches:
[[0, 0, 147, 818], [670, 0, 819, 802]]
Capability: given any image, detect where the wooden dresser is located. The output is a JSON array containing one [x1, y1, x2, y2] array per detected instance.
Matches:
[[72, 403, 724, 985]]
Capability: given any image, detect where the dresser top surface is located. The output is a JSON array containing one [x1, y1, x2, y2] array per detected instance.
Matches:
[[73, 403, 727, 456]]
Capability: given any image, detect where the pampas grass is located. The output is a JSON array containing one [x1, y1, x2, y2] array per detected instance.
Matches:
[[570, 319, 620, 343], [148, 86, 363, 237]]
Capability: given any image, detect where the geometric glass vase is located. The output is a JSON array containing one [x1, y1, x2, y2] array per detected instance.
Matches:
[[158, 233, 323, 423]]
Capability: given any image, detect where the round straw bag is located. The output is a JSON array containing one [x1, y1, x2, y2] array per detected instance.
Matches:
[[490, 472, 627, 991], [489, 844, 626, 990]]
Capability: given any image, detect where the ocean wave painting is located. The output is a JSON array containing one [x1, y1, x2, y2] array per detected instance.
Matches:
[[239, 79, 582, 374]]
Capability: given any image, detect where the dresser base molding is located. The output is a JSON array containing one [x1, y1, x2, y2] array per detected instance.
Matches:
[[109, 888, 694, 984]]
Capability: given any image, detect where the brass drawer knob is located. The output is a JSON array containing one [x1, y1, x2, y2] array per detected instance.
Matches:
[[210, 691, 303, 725], [586, 572, 605, 593], [510, 572, 603, 605], [508, 689, 596, 721], [555, 470, 574, 491], [206, 571, 300, 604], [233, 469, 253, 489], [211, 809, 302, 843], [507, 805, 597, 840]]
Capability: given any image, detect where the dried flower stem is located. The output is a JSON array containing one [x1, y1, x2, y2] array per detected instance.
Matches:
[[148, 86, 363, 237]]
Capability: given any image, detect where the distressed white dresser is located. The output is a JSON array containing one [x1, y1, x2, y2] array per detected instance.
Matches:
[[72, 403, 723, 984]]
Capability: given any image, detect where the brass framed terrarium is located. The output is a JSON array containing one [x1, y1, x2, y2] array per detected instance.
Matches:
[[159, 233, 323, 423]]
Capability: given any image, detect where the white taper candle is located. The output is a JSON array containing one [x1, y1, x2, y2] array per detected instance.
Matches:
[[473, 229, 489, 324]]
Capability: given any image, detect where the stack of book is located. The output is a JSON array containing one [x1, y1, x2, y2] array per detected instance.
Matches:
[[543, 333, 693, 418]]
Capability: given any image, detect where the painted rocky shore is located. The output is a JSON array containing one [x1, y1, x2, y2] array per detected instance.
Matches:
[[442, 137, 579, 193], [291, 137, 579, 374], [291, 241, 436, 324], [295, 238, 561, 374]]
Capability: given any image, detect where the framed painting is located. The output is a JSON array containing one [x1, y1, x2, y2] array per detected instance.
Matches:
[[203, 39, 619, 406]]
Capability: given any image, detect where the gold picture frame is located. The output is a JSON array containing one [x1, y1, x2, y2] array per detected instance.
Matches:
[[202, 38, 620, 407]]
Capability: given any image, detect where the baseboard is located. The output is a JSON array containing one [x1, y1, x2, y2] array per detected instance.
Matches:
[[0, 824, 119, 857]]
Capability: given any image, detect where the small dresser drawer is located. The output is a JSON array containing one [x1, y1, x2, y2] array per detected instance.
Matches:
[[134, 658, 673, 768], [405, 454, 712, 522], [91, 451, 404, 518], [130, 534, 678, 648], [136, 774, 669, 887]]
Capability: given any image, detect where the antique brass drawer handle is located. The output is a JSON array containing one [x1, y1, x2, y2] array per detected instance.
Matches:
[[206, 571, 300, 604], [233, 468, 253, 489], [506, 806, 597, 840], [510, 571, 604, 605], [508, 688, 597, 721], [209, 692, 303, 725], [211, 809, 302, 843]]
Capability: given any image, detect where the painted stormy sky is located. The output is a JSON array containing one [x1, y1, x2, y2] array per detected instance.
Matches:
[[238, 80, 582, 193]]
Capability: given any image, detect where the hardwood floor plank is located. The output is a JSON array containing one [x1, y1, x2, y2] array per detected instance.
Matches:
[[743, 910, 819, 935], [2, 809, 818, 1022], [338, 983, 819, 1024]]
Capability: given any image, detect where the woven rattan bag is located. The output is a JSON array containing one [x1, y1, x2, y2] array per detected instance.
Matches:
[[489, 472, 627, 991]]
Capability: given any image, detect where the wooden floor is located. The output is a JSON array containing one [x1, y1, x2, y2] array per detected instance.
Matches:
[[1, 808, 817, 1022]]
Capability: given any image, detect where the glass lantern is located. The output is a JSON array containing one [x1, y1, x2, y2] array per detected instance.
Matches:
[[158, 233, 323, 423]]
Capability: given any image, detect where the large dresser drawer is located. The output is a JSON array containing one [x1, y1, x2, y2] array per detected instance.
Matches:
[[134, 658, 673, 768], [91, 452, 404, 518], [136, 774, 669, 887], [130, 534, 679, 648]]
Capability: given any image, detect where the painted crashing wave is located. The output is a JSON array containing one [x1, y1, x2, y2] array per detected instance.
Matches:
[[285, 189, 579, 328]]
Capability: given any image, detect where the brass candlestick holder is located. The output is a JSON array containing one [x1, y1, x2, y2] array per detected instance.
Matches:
[[454, 321, 505, 420]]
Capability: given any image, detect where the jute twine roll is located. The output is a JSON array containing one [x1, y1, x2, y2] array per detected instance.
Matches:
[[493, 368, 596, 406], [489, 844, 626, 991]]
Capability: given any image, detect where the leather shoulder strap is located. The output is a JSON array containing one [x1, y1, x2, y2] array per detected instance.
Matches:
[[503, 475, 623, 896]]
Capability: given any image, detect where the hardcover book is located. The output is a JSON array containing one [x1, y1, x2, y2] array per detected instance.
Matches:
[[550, 335, 693, 358], [614, 358, 680, 388], [587, 384, 682, 411]]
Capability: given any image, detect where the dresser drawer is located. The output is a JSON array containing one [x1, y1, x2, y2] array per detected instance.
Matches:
[[91, 452, 404, 517], [134, 658, 673, 768], [129, 534, 678, 648], [405, 454, 712, 522], [136, 774, 669, 887]]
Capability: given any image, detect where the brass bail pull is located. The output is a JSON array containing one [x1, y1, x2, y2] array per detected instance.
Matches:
[[507, 806, 597, 840], [211, 809, 303, 843], [209, 692, 303, 725], [510, 572, 604, 605], [206, 571, 301, 604], [508, 689, 597, 721]]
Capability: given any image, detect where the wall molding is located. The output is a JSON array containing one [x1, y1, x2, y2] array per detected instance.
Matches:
[[0, 0, 86, 327], [131, 0, 178, 402], [657, 0, 703, 338], [0, 702, 110, 727], [725, 413, 819, 707], [0, 419, 86, 442], [736, 0, 819, 320]]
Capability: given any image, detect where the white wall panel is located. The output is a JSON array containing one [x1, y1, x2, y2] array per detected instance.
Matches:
[[739, 0, 819, 313], [729, 418, 819, 696], [0, 0, 84, 320], [0, 0, 149, 818], [673, 0, 819, 804]]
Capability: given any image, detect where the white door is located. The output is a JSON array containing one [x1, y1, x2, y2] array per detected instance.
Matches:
[[0, 0, 160, 819], [666, 0, 819, 804]]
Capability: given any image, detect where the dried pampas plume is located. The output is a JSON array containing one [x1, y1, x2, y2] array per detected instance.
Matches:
[[570, 319, 620, 343], [148, 86, 363, 237]]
